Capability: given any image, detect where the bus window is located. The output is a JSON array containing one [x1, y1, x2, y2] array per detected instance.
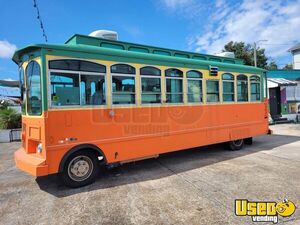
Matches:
[[26, 61, 42, 115], [222, 73, 234, 102], [49, 59, 106, 73], [111, 64, 136, 104], [250, 75, 261, 101], [49, 59, 107, 107], [206, 80, 219, 102], [111, 64, 135, 74], [50, 72, 80, 106], [140, 66, 161, 104], [80, 74, 105, 105], [187, 70, 203, 103], [237, 75, 248, 102], [165, 68, 183, 103]]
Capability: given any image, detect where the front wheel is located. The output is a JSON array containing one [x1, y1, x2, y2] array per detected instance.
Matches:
[[227, 139, 244, 151], [60, 151, 99, 188]]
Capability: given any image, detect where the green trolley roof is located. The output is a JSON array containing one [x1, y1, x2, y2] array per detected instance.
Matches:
[[12, 34, 266, 74]]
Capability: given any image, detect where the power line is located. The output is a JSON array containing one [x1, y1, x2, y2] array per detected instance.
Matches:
[[33, 0, 48, 42], [260, 43, 296, 46]]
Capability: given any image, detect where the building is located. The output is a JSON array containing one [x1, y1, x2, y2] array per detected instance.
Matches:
[[288, 43, 300, 69], [267, 70, 300, 122], [0, 79, 21, 112]]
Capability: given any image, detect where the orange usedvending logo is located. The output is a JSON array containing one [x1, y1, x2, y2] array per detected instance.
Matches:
[[235, 199, 296, 224]]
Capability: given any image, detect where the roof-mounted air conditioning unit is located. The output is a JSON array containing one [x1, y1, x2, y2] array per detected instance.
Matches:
[[215, 52, 235, 58], [89, 30, 118, 41]]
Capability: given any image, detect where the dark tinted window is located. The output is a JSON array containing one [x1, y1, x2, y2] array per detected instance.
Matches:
[[206, 80, 219, 102], [222, 73, 234, 102], [250, 75, 261, 101], [222, 73, 234, 80], [237, 75, 248, 101], [111, 64, 135, 74], [187, 70, 202, 78], [49, 60, 106, 73], [165, 68, 183, 77], [26, 61, 42, 115], [140, 66, 161, 76]]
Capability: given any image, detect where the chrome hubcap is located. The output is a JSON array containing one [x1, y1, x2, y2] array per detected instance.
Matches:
[[68, 156, 93, 182]]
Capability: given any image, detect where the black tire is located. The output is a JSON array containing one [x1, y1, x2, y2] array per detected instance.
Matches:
[[60, 151, 99, 188], [227, 139, 244, 151], [244, 137, 253, 145]]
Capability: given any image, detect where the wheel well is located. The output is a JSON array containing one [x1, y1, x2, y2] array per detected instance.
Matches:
[[58, 144, 107, 173]]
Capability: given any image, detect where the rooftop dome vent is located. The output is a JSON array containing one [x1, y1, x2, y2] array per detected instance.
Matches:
[[88, 30, 118, 40], [215, 52, 235, 58]]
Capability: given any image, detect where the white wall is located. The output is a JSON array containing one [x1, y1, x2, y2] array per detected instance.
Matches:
[[286, 84, 300, 101], [293, 50, 300, 69]]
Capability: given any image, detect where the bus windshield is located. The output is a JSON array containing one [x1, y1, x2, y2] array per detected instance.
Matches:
[[26, 61, 42, 115]]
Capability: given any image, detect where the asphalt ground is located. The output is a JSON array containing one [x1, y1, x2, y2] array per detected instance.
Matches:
[[0, 124, 299, 225]]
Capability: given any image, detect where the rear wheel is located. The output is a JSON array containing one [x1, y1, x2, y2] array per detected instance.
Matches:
[[60, 151, 99, 188], [227, 139, 244, 151]]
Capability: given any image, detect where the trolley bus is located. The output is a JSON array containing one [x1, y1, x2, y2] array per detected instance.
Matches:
[[13, 32, 269, 187]]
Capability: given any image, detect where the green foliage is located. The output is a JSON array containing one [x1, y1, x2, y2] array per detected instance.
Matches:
[[265, 60, 278, 70], [223, 41, 269, 69], [0, 108, 21, 129], [0, 100, 10, 110], [283, 63, 293, 70]]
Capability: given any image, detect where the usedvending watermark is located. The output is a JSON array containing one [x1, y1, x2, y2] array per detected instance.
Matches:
[[235, 199, 296, 224]]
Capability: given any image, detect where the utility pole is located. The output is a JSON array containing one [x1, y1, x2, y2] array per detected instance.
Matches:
[[254, 40, 268, 67], [254, 42, 257, 67]]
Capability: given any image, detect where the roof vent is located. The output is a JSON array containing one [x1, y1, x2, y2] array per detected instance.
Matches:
[[215, 52, 235, 58], [209, 66, 218, 76], [88, 30, 118, 40]]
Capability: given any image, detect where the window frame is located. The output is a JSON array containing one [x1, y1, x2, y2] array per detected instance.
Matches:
[[250, 75, 261, 102], [111, 63, 137, 106], [165, 68, 184, 104], [186, 70, 203, 104], [48, 59, 107, 109], [222, 73, 235, 102], [140, 66, 162, 105], [19, 65, 26, 115], [206, 79, 220, 103]]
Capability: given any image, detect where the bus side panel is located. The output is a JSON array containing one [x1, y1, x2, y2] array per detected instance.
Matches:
[[45, 102, 268, 174]]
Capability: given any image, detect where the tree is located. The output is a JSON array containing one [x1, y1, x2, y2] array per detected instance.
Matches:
[[265, 60, 278, 70], [282, 63, 293, 70], [223, 41, 270, 69]]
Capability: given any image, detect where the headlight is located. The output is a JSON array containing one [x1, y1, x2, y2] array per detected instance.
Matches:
[[37, 143, 43, 153]]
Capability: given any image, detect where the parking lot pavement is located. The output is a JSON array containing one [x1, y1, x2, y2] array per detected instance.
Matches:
[[0, 124, 300, 225]]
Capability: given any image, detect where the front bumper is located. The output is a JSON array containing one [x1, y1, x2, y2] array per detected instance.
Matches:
[[14, 147, 48, 176]]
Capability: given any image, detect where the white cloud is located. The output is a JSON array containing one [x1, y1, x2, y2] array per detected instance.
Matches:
[[159, 0, 205, 18], [162, 0, 193, 9], [0, 40, 17, 58], [192, 0, 300, 58]]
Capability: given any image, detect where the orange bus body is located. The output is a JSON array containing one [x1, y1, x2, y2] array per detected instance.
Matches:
[[15, 102, 269, 176]]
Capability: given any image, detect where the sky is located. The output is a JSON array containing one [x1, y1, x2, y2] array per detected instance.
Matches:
[[0, 0, 300, 80]]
